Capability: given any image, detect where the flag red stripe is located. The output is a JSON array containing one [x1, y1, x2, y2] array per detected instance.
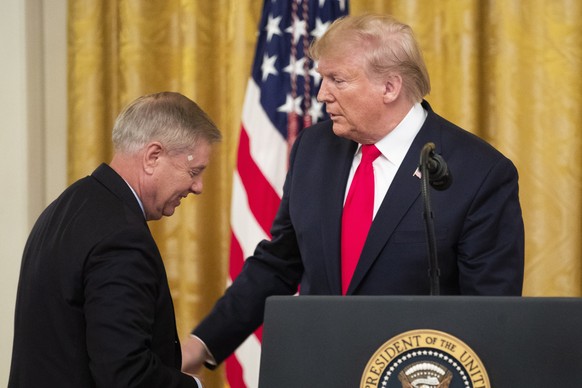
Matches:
[[229, 232, 245, 280], [253, 325, 263, 343], [226, 353, 247, 388], [237, 126, 280, 237], [230, 235, 265, 343]]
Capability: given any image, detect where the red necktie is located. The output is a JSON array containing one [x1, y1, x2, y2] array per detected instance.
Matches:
[[341, 144, 381, 295]]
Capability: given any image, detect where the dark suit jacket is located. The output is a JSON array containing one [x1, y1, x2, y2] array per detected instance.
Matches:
[[9, 164, 197, 388], [194, 101, 524, 364]]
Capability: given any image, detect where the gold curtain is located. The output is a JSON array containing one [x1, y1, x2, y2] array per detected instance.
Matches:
[[68, 1, 582, 387]]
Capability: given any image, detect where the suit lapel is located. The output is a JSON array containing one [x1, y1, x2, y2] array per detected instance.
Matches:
[[347, 107, 443, 294], [320, 136, 357, 295]]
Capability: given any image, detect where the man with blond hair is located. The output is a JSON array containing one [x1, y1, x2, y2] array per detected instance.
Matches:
[[183, 14, 524, 374]]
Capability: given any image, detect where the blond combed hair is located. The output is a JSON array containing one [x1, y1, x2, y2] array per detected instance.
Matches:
[[310, 14, 431, 103]]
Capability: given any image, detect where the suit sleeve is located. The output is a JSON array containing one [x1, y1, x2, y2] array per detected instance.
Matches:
[[456, 156, 525, 295], [192, 130, 308, 366], [83, 227, 198, 388]]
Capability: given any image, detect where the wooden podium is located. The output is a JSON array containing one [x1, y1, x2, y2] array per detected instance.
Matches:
[[258, 296, 582, 387]]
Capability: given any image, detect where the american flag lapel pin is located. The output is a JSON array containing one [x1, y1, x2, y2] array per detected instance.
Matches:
[[413, 167, 422, 179]]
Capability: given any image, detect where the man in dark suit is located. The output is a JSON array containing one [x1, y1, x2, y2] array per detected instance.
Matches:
[[9, 92, 221, 388], [181, 14, 524, 371]]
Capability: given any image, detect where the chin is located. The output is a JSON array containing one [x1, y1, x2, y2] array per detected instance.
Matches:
[[332, 125, 358, 142], [331, 123, 348, 136], [163, 209, 176, 217]]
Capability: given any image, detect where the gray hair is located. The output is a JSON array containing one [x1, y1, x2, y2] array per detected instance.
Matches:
[[112, 92, 221, 154], [310, 14, 431, 103]]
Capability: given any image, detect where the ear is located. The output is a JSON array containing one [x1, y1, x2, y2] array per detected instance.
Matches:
[[383, 74, 403, 103], [143, 142, 163, 174]]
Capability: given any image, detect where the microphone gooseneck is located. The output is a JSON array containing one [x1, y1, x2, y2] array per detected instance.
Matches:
[[419, 142, 452, 296]]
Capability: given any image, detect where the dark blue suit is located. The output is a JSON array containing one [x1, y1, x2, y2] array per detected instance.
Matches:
[[9, 164, 197, 388], [194, 101, 524, 364]]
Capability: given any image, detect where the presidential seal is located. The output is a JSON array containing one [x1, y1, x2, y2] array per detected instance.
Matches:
[[360, 329, 490, 388]]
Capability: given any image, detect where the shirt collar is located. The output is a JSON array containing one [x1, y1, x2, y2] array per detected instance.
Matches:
[[374, 102, 427, 167], [123, 180, 146, 218]]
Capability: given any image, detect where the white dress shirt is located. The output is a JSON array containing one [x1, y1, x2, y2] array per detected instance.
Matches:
[[344, 102, 427, 218]]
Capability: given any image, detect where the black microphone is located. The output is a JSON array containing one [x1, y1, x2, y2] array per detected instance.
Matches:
[[418, 142, 452, 296], [422, 143, 452, 191]]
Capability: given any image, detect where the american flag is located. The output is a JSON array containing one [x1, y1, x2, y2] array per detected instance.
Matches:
[[226, 0, 349, 387]]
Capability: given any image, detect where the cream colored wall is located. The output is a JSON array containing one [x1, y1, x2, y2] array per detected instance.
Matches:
[[0, 0, 66, 384]]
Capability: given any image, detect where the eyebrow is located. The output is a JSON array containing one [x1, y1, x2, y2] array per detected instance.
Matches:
[[190, 165, 207, 173]]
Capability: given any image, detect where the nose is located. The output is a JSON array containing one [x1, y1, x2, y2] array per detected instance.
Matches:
[[190, 179, 203, 195], [317, 78, 331, 103]]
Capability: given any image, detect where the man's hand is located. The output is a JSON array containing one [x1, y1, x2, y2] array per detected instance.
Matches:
[[181, 335, 211, 375]]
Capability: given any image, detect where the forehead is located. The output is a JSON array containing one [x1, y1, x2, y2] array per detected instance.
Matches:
[[169, 140, 212, 165], [317, 50, 367, 76], [186, 140, 213, 162]]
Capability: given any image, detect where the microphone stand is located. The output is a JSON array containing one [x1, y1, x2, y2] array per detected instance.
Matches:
[[420, 143, 441, 296]]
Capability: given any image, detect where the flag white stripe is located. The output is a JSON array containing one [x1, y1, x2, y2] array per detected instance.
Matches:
[[231, 171, 270, 258], [242, 79, 288, 197], [233, 333, 262, 388]]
